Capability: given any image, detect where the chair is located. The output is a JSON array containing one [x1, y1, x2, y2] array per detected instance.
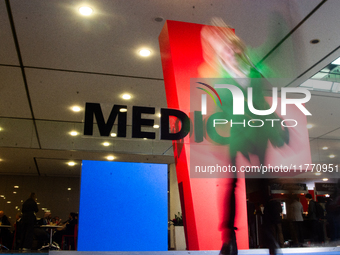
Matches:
[[61, 224, 78, 250]]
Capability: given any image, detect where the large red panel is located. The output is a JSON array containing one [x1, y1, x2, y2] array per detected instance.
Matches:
[[159, 20, 248, 250], [159, 20, 311, 251]]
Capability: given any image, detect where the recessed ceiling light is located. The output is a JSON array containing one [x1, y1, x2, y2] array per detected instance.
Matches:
[[323, 178, 329, 181], [71, 106, 81, 112], [329, 154, 335, 158], [122, 94, 131, 100], [13, 191, 17, 194], [110, 133, 117, 137], [120, 108, 127, 112], [67, 188, 71, 191], [70, 131, 78, 136], [153, 124, 159, 129], [315, 172, 321, 176], [154, 17, 164, 22], [0, 195, 4, 197], [107, 156, 115, 160], [307, 124, 313, 129], [310, 39, 320, 44], [139, 49, 151, 57], [67, 161, 76, 166], [14, 186, 19, 188], [37, 202, 40, 205], [322, 147, 328, 150], [143, 138, 147, 140], [103, 142, 110, 146], [7, 201, 11, 204], [79, 6, 93, 16], [20, 200, 23, 202]]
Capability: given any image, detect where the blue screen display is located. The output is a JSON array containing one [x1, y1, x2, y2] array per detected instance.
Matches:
[[78, 161, 168, 251]]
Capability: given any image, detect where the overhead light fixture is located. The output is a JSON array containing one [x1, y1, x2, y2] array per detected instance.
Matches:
[[153, 124, 159, 129], [0, 195, 4, 197], [143, 138, 147, 140], [71, 106, 81, 112], [325, 194, 330, 197], [110, 133, 117, 137], [323, 178, 329, 181], [122, 94, 131, 100], [7, 201, 11, 204], [139, 49, 151, 57], [0, 127, 2, 131], [119, 108, 127, 112], [329, 154, 335, 158], [14, 186, 19, 188], [103, 142, 110, 146], [310, 39, 320, 44], [67, 188, 72, 191], [331, 57, 340, 65], [79, 6, 93, 16], [13, 191, 17, 194], [70, 131, 78, 136], [307, 124, 313, 129], [322, 147, 328, 150], [67, 161, 76, 166], [107, 156, 115, 160]]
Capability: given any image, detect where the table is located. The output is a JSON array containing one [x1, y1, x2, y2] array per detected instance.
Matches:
[[0, 225, 11, 250], [38, 225, 63, 250]]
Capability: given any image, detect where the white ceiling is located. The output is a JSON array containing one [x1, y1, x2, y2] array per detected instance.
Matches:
[[0, 0, 340, 178]]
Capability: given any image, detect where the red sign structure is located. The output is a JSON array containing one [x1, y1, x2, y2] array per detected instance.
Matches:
[[159, 20, 311, 250]]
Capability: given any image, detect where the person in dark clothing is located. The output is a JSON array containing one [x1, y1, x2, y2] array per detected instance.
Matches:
[[247, 199, 256, 248], [53, 212, 78, 249], [21, 192, 39, 250], [0, 211, 12, 249], [305, 193, 318, 244], [263, 197, 284, 255]]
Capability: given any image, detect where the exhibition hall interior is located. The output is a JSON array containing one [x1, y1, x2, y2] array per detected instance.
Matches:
[[1, 0, 340, 254]]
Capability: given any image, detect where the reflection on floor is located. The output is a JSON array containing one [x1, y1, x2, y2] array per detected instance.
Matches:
[[1, 248, 340, 255]]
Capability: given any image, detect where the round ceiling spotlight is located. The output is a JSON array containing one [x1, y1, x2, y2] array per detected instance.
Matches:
[[70, 131, 78, 136], [79, 6, 93, 16], [310, 39, 320, 44], [107, 156, 115, 161], [71, 106, 81, 112], [67, 162, 76, 166], [122, 94, 132, 100], [154, 17, 164, 22], [139, 49, 151, 57]]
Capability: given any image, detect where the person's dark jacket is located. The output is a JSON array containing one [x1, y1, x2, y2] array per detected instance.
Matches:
[[264, 199, 282, 225], [307, 199, 317, 220]]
